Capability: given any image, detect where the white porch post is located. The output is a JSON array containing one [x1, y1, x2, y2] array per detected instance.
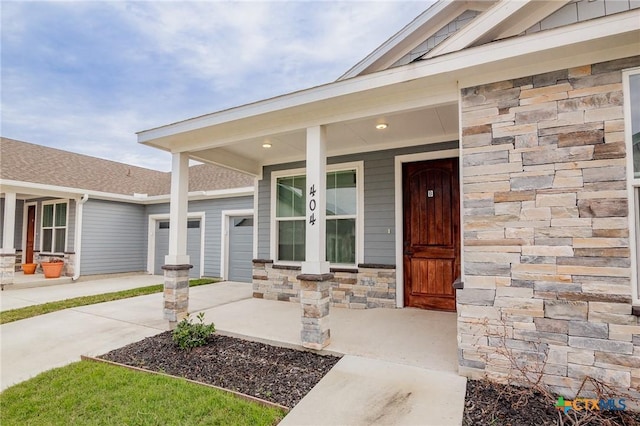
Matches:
[[1, 192, 17, 289], [2, 192, 16, 253], [302, 126, 330, 275], [298, 126, 332, 350], [163, 152, 192, 325]]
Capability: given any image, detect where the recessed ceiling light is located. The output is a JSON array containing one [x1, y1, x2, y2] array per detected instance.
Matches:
[[262, 142, 272, 148], [376, 123, 388, 130]]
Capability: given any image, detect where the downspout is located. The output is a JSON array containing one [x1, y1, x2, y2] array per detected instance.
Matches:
[[72, 194, 89, 281]]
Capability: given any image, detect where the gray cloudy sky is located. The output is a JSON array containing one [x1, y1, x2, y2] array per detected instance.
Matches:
[[1, 1, 430, 171]]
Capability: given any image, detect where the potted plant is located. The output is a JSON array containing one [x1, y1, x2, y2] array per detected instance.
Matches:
[[21, 263, 37, 274], [41, 258, 64, 278]]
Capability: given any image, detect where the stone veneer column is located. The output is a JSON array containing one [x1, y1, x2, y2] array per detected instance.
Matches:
[[162, 264, 192, 327], [298, 273, 333, 349], [0, 253, 16, 290]]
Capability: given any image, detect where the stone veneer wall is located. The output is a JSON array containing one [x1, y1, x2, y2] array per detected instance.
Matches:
[[458, 56, 640, 403], [34, 252, 75, 277], [252, 260, 396, 309]]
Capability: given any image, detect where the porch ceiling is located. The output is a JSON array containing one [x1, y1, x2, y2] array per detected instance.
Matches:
[[189, 103, 460, 174]]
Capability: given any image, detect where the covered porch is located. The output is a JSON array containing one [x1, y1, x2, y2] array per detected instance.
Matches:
[[137, 50, 470, 349]]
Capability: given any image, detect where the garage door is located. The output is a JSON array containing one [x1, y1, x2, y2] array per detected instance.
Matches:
[[228, 216, 253, 283], [155, 219, 201, 278]]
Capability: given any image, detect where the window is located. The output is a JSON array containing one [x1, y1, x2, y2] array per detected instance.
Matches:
[[158, 220, 200, 229], [272, 163, 362, 265], [624, 68, 640, 304], [41, 201, 67, 253]]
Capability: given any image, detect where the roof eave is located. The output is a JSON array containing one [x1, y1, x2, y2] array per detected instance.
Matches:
[[137, 10, 640, 154]]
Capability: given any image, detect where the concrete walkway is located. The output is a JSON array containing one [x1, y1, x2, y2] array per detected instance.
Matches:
[[1, 273, 164, 311], [0, 277, 467, 425]]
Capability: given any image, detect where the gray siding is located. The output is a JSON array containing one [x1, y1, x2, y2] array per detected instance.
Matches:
[[81, 199, 146, 275], [146, 196, 253, 278], [257, 141, 458, 264]]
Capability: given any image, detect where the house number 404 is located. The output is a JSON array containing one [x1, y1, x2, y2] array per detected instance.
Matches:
[[309, 184, 317, 225]]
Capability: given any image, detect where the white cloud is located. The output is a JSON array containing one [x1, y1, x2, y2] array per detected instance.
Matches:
[[1, 1, 430, 171]]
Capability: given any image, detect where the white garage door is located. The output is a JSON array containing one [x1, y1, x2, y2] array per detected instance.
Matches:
[[228, 216, 253, 283], [155, 219, 201, 278]]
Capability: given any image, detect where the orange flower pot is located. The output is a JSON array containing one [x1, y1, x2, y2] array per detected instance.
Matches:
[[41, 262, 64, 278], [21, 263, 37, 274]]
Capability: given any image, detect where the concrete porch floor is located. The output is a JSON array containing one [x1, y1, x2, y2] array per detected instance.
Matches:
[[205, 297, 458, 373]]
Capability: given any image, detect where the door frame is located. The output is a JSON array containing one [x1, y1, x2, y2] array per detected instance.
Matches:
[[220, 209, 254, 281], [147, 212, 205, 276], [394, 148, 460, 308], [21, 201, 38, 262]]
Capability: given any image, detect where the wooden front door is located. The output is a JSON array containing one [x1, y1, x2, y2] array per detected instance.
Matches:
[[403, 158, 460, 311], [26, 205, 36, 263]]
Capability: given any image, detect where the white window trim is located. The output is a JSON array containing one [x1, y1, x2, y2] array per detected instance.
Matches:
[[147, 212, 205, 277], [623, 67, 640, 305], [220, 209, 254, 281], [394, 149, 460, 308], [40, 199, 69, 254], [270, 161, 364, 267]]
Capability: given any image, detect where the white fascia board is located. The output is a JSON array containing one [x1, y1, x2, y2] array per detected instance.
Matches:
[[0, 179, 253, 205], [424, 0, 570, 59], [138, 10, 639, 147], [338, 0, 451, 80]]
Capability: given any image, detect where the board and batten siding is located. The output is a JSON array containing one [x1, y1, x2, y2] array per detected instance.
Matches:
[[80, 199, 146, 275], [256, 141, 458, 264], [145, 196, 253, 278]]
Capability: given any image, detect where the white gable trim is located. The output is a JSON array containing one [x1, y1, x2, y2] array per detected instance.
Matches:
[[339, 1, 500, 80], [424, 0, 570, 60]]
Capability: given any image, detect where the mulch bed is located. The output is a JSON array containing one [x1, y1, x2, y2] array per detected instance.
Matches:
[[101, 332, 640, 424], [464, 380, 640, 426], [99, 331, 340, 408]]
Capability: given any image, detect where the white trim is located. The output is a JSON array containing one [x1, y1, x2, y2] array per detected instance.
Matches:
[[269, 161, 364, 266], [338, 0, 456, 80], [394, 148, 459, 308], [39, 198, 69, 254], [0, 179, 253, 205], [424, 0, 571, 59], [623, 67, 640, 305], [21, 201, 37, 262], [252, 176, 260, 259], [72, 194, 89, 280], [220, 209, 254, 281], [147, 212, 205, 277]]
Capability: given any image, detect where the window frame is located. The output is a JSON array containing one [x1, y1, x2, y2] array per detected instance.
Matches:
[[40, 199, 69, 254], [270, 161, 364, 267], [623, 67, 640, 305]]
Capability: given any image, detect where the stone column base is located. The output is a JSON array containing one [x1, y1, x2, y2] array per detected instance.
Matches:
[[162, 264, 192, 327], [0, 253, 16, 290], [297, 273, 333, 350]]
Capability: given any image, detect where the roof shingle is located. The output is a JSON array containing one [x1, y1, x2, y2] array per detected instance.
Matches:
[[0, 138, 253, 196]]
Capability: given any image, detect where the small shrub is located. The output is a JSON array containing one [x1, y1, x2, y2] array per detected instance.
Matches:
[[172, 312, 215, 350]]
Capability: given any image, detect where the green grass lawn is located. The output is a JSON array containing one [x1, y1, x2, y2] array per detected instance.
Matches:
[[0, 360, 286, 426], [0, 278, 218, 325]]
